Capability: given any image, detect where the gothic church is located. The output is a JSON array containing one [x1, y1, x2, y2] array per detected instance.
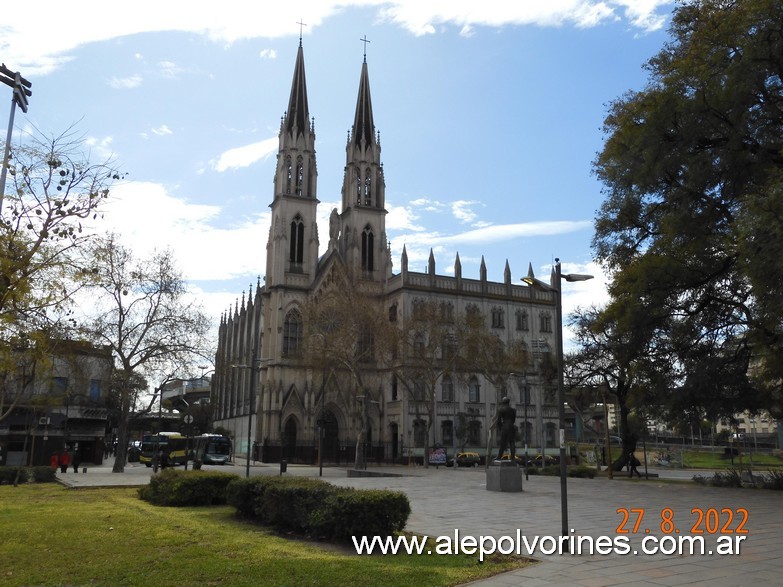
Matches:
[[212, 40, 560, 465]]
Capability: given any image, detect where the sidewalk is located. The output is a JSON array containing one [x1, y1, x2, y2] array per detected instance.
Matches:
[[57, 461, 783, 586]]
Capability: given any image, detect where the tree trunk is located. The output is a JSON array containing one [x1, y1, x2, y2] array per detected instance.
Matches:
[[111, 388, 130, 473]]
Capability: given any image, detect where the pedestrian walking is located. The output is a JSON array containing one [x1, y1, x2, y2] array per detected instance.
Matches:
[[72, 450, 81, 473], [628, 451, 642, 478]]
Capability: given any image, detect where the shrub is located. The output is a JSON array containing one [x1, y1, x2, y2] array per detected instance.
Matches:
[[259, 477, 334, 532], [692, 469, 742, 488], [225, 476, 411, 542], [138, 469, 239, 506], [308, 487, 411, 542], [30, 466, 57, 483], [760, 470, 783, 490], [567, 466, 596, 479], [0, 467, 30, 485], [226, 477, 265, 518]]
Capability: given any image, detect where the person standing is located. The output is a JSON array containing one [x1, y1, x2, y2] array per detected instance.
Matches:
[[72, 449, 81, 474], [50, 452, 60, 471], [59, 449, 70, 473]]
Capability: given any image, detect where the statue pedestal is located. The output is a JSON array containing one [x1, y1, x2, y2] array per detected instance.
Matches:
[[486, 461, 523, 492]]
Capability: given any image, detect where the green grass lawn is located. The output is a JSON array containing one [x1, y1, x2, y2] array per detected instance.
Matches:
[[681, 449, 783, 469], [0, 484, 530, 586]]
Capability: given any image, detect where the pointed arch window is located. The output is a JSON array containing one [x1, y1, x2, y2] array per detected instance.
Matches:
[[441, 375, 454, 402], [283, 309, 303, 357], [289, 214, 304, 267], [468, 377, 480, 403], [539, 312, 553, 333], [414, 419, 427, 447], [516, 309, 529, 331], [356, 170, 362, 205], [361, 226, 374, 272], [285, 156, 293, 194], [364, 168, 372, 206], [296, 156, 304, 196], [357, 328, 374, 363], [491, 307, 505, 329]]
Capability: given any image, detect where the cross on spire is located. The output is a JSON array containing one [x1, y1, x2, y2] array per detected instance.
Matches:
[[297, 19, 307, 46], [360, 35, 371, 62]]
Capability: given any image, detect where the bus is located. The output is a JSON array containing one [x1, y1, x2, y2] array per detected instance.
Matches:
[[192, 434, 232, 465], [140, 432, 188, 467]]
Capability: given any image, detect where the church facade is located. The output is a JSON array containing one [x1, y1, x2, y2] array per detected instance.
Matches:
[[212, 41, 562, 465]]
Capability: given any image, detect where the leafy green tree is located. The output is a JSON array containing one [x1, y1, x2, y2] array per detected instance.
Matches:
[[592, 0, 782, 420], [79, 235, 211, 472], [1, 127, 122, 420], [567, 305, 672, 467]]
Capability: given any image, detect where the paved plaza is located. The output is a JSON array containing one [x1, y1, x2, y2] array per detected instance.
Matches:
[[57, 460, 783, 586]]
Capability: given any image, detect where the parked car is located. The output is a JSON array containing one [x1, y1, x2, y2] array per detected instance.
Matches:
[[447, 452, 481, 467], [498, 452, 525, 465], [527, 454, 559, 467]]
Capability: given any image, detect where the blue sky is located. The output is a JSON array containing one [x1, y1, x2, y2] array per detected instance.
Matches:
[[2, 1, 675, 342]]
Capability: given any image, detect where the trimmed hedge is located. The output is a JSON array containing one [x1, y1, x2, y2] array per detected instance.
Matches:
[[308, 487, 411, 542], [0, 467, 28, 485], [523, 465, 596, 478], [0, 466, 57, 485], [568, 465, 596, 479], [138, 468, 239, 506], [226, 476, 411, 542]]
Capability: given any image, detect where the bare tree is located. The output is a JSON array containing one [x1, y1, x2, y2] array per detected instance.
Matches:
[[79, 235, 211, 472], [302, 264, 397, 470], [393, 298, 456, 467]]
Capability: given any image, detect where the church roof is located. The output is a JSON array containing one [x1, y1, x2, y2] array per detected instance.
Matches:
[[284, 42, 310, 138]]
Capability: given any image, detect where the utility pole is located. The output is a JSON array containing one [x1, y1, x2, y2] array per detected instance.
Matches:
[[0, 64, 32, 214]]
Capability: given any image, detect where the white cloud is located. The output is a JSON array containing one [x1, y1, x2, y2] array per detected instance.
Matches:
[[157, 60, 185, 79], [435, 220, 593, 245], [259, 49, 278, 60], [151, 125, 173, 136], [377, 1, 669, 36], [386, 203, 425, 231], [94, 181, 269, 282], [212, 138, 278, 172], [84, 135, 116, 161], [107, 75, 143, 89], [451, 199, 481, 224], [1, 2, 672, 74]]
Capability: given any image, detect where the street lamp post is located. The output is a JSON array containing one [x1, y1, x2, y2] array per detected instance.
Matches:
[[510, 373, 530, 481], [231, 349, 271, 478], [246, 348, 258, 479], [524, 258, 593, 537]]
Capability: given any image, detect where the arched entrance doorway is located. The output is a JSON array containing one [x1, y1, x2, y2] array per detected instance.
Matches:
[[284, 418, 297, 462], [322, 410, 338, 463]]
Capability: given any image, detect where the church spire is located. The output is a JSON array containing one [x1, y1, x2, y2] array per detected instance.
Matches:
[[266, 41, 319, 287], [351, 55, 375, 151], [283, 42, 310, 139]]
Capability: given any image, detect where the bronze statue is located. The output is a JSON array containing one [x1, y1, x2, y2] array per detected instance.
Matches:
[[495, 397, 516, 460]]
